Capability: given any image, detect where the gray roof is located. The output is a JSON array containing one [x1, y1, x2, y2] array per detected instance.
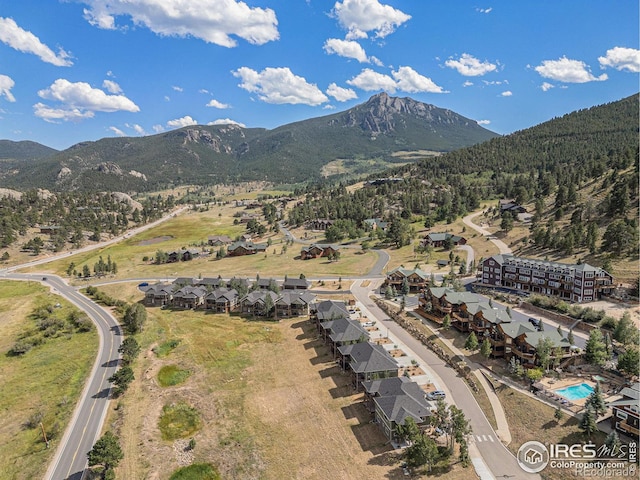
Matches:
[[362, 376, 425, 401], [313, 300, 350, 321], [321, 318, 368, 344], [283, 278, 311, 288], [374, 393, 432, 426], [387, 267, 429, 280], [276, 290, 316, 306], [338, 342, 398, 373]]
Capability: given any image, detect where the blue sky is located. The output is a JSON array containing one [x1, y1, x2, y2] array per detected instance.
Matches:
[[0, 0, 638, 150]]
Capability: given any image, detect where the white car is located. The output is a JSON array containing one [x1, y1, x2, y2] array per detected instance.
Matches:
[[426, 390, 446, 400]]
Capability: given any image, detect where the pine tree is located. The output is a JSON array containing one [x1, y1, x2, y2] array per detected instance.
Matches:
[[585, 383, 607, 417], [465, 332, 479, 351], [480, 338, 492, 359], [87, 431, 123, 476], [579, 407, 598, 439]]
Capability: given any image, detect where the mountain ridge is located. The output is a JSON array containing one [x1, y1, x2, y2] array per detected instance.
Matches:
[[0, 93, 497, 191]]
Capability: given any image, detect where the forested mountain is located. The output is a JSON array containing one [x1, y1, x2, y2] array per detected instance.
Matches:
[[0, 140, 58, 161], [288, 94, 639, 271], [0, 93, 497, 192]]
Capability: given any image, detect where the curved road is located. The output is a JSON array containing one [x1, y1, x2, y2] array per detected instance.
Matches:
[[0, 208, 184, 480], [0, 273, 122, 480]]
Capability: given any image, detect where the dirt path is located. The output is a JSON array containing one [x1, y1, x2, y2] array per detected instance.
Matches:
[[463, 211, 512, 255]]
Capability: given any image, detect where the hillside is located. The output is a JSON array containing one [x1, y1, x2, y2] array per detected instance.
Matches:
[[0, 140, 58, 161], [0, 93, 497, 192], [287, 94, 639, 281]]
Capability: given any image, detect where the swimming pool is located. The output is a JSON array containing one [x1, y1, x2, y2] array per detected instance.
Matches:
[[555, 383, 594, 401]]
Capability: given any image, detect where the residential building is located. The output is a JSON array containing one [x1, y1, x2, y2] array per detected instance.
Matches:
[[207, 235, 232, 246], [364, 218, 388, 232], [337, 342, 398, 391], [478, 254, 614, 303], [320, 317, 369, 357], [384, 267, 430, 293], [227, 241, 268, 257], [362, 377, 432, 442], [142, 283, 175, 306], [608, 383, 640, 439], [172, 286, 207, 309], [240, 290, 279, 317], [274, 291, 316, 318], [309, 219, 334, 231], [283, 277, 311, 290], [422, 232, 467, 248], [204, 288, 239, 313], [300, 243, 340, 260], [310, 300, 351, 330]]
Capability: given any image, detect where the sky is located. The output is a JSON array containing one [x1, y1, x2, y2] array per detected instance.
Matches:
[[0, 0, 638, 151]]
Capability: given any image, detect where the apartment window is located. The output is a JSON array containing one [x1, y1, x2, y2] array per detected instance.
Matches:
[[585, 272, 594, 278], [585, 281, 593, 287], [616, 410, 628, 420], [483, 267, 489, 272], [584, 290, 593, 295], [518, 275, 530, 282], [520, 268, 531, 275], [489, 260, 495, 266]]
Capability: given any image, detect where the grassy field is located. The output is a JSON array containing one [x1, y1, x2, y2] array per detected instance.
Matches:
[[95, 283, 474, 480], [0, 281, 98, 480], [28, 203, 379, 282]]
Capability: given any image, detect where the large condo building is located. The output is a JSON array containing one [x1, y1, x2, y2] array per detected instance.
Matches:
[[478, 254, 614, 303]]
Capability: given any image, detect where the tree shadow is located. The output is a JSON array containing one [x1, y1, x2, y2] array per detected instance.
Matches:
[[101, 359, 120, 368], [92, 388, 110, 399]]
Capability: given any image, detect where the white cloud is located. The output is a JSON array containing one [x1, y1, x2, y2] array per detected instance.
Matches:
[[445, 53, 497, 76], [207, 118, 246, 127], [199, 89, 210, 94], [477, 119, 491, 125], [81, 0, 279, 47], [326, 83, 358, 102], [0, 75, 16, 102], [206, 99, 230, 109], [323, 38, 369, 63], [392, 66, 445, 93], [164, 96, 170, 102], [347, 68, 397, 93], [463, 80, 474, 87], [476, 7, 492, 14], [172, 85, 183, 92], [541, 82, 554, 92], [37, 78, 139, 112], [233, 66, 328, 105], [102, 79, 122, 93], [152, 124, 164, 133], [323, 105, 337, 110], [500, 91, 512, 97], [33, 103, 95, 122], [332, 0, 411, 40], [109, 126, 126, 136], [598, 47, 640, 73], [0, 17, 73, 66], [167, 115, 198, 128], [535, 56, 607, 83], [126, 123, 146, 134]]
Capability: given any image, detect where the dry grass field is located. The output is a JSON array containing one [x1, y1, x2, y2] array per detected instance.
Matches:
[[96, 284, 474, 480], [0, 281, 97, 480], [26, 203, 379, 282]]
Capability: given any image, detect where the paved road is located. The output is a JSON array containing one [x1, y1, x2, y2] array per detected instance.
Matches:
[[351, 279, 538, 480], [0, 273, 123, 480]]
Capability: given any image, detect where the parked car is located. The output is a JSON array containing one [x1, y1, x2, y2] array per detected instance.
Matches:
[[528, 317, 540, 327], [426, 390, 446, 400]]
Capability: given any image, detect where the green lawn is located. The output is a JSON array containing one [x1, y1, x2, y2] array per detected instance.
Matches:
[[0, 281, 98, 480]]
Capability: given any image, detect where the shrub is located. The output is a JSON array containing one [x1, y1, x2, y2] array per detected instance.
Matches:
[[158, 365, 191, 387], [600, 317, 617, 331], [158, 402, 201, 440], [9, 340, 33, 356], [169, 463, 220, 480]]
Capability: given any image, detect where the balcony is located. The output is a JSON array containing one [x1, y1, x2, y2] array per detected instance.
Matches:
[[511, 349, 535, 362], [618, 421, 640, 437]]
